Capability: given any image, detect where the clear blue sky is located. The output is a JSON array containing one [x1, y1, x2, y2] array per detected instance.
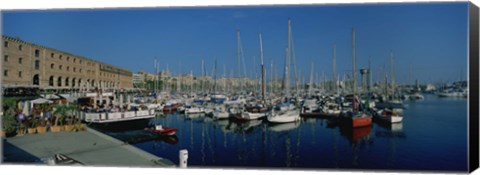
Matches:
[[2, 2, 468, 84]]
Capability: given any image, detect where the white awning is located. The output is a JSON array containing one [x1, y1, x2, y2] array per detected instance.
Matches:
[[30, 98, 53, 104]]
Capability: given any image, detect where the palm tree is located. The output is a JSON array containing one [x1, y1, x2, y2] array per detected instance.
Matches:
[[52, 104, 70, 131]]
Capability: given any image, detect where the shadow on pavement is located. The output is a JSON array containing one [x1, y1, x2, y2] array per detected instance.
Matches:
[[2, 138, 44, 164]]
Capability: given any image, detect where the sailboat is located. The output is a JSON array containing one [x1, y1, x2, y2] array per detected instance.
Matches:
[[238, 32, 269, 121], [267, 19, 300, 123], [341, 28, 372, 128]]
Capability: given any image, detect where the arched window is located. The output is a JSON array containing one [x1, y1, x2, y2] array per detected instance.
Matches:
[[78, 79, 82, 87], [49, 76, 54, 86], [65, 77, 69, 86], [33, 74, 39, 85], [72, 78, 76, 87], [58, 77, 62, 87], [51, 64, 55, 69]]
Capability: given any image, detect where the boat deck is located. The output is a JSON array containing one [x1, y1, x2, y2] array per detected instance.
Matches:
[[2, 127, 175, 167]]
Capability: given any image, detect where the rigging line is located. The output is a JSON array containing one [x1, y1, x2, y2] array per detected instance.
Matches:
[[290, 26, 299, 96]]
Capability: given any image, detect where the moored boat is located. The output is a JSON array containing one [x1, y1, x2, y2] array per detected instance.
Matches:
[[145, 125, 178, 136], [268, 109, 300, 123]]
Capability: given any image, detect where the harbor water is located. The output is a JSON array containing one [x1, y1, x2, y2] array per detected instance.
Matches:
[[92, 94, 467, 171]]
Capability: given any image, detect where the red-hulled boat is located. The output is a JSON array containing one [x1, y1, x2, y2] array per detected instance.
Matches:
[[146, 125, 178, 136], [352, 114, 372, 128], [342, 111, 372, 128]]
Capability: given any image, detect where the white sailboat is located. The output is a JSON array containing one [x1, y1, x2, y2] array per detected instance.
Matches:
[[212, 105, 230, 119], [268, 109, 300, 123], [267, 19, 301, 124]]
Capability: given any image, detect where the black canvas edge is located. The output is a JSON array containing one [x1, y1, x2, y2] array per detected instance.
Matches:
[[469, 1, 479, 173]]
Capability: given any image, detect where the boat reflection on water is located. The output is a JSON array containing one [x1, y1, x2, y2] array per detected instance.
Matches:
[[375, 122, 406, 138], [104, 130, 179, 144], [160, 135, 179, 144], [91, 118, 150, 132], [235, 120, 263, 133], [339, 125, 372, 144], [184, 113, 205, 119], [268, 122, 301, 132]]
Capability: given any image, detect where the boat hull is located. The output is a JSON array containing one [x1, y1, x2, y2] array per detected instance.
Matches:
[[238, 112, 267, 120], [352, 117, 372, 128], [268, 110, 300, 123]]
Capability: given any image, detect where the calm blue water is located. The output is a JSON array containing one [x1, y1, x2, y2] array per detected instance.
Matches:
[[95, 94, 468, 172]]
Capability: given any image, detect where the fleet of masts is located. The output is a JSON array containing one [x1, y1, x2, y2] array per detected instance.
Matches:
[[80, 18, 466, 127]]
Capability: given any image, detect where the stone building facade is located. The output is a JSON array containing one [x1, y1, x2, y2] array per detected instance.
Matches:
[[1, 35, 133, 90]]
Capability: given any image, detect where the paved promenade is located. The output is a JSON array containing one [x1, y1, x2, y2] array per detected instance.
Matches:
[[2, 127, 176, 167]]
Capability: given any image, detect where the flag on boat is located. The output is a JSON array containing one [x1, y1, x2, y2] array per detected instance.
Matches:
[[353, 96, 360, 110]]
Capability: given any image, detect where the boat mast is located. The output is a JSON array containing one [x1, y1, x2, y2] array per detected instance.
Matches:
[[352, 27, 357, 110], [390, 51, 395, 100], [270, 60, 273, 96], [288, 18, 299, 97], [213, 59, 217, 94], [201, 60, 205, 93], [284, 47, 290, 97], [308, 62, 314, 97], [154, 59, 157, 93], [259, 32, 266, 102], [333, 44, 337, 93], [223, 64, 226, 94], [368, 58, 372, 95]]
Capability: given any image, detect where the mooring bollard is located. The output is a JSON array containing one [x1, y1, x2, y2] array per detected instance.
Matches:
[[47, 158, 55, 165], [179, 149, 188, 168]]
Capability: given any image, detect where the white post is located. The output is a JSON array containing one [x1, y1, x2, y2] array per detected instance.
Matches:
[[47, 158, 55, 165], [179, 149, 188, 168]]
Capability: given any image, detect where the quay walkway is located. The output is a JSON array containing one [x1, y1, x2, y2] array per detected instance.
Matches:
[[2, 127, 175, 167]]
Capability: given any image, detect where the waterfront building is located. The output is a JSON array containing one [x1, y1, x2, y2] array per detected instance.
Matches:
[[1, 35, 133, 92], [132, 73, 145, 85]]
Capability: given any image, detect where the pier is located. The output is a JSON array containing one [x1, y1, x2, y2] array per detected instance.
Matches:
[[2, 127, 175, 167]]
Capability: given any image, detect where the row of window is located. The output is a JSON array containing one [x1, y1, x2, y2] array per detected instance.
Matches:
[[4, 41, 22, 51], [4, 55, 23, 64], [3, 70, 22, 77], [4, 41, 98, 67], [100, 72, 117, 78], [4, 41, 115, 77], [3, 56, 95, 74], [47, 76, 117, 88], [49, 53, 84, 64], [49, 63, 85, 73]]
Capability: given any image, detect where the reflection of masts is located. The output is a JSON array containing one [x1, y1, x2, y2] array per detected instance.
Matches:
[[333, 127, 339, 167], [207, 122, 215, 164], [190, 119, 194, 149], [294, 122, 301, 166], [261, 124, 267, 166], [201, 121, 206, 165], [285, 135, 292, 167]]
